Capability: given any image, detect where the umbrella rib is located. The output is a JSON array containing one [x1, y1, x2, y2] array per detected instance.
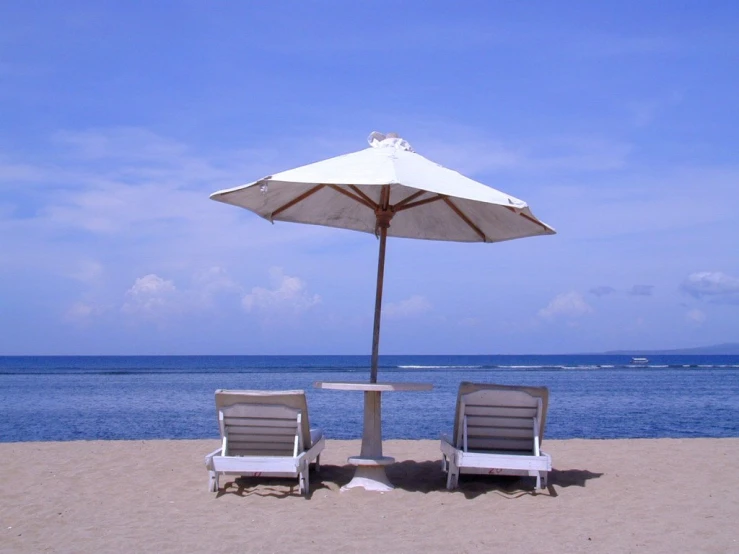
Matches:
[[271, 184, 326, 218], [443, 198, 487, 241], [327, 184, 377, 211], [348, 185, 379, 210], [506, 206, 551, 232], [392, 190, 427, 210], [394, 194, 446, 212]]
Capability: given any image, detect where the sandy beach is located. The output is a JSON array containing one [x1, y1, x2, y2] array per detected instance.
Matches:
[[1, 438, 737, 553]]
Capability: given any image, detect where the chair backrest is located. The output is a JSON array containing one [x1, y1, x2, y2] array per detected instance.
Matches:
[[220, 403, 301, 456], [215, 390, 314, 451], [453, 382, 549, 452]]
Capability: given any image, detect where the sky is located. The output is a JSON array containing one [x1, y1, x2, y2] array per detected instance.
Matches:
[[1, 1, 738, 355]]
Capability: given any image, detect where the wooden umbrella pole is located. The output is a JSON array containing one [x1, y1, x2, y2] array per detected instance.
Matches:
[[370, 186, 392, 384], [370, 223, 388, 383]]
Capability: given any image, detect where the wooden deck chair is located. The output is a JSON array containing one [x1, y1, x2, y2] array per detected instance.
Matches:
[[440, 382, 551, 490], [205, 390, 325, 496]]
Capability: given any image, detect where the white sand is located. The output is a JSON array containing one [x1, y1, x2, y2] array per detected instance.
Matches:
[[1, 439, 737, 553]]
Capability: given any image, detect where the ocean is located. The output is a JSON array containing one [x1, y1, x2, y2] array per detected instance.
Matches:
[[1, 355, 738, 442]]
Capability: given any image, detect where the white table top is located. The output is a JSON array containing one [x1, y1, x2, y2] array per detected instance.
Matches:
[[314, 381, 433, 392]]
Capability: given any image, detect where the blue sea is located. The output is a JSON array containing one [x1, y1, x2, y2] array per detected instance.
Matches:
[[1, 355, 738, 442]]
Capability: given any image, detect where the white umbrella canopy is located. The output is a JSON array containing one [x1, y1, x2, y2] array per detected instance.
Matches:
[[212, 132, 554, 243], [211, 132, 555, 382]]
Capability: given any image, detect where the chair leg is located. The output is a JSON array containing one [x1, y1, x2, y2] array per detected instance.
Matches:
[[208, 471, 219, 492], [441, 455, 448, 473], [315, 455, 321, 473], [446, 462, 459, 490], [299, 469, 309, 496]]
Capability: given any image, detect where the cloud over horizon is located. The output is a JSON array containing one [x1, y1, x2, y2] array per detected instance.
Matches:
[[681, 272, 739, 304], [121, 274, 178, 317], [384, 295, 433, 319], [242, 267, 321, 317], [538, 292, 594, 320]]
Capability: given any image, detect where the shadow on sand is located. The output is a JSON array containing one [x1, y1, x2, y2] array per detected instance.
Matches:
[[216, 462, 603, 500]]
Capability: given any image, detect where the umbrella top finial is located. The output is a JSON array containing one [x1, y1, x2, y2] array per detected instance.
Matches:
[[367, 131, 414, 152]]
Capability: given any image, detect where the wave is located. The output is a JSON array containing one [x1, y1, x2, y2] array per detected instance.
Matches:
[[3, 363, 739, 376], [397, 365, 484, 369]]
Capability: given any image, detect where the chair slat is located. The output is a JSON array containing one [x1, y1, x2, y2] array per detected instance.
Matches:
[[228, 438, 294, 448], [465, 405, 537, 418], [467, 425, 534, 439], [466, 415, 532, 428], [221, 404, 300, 420], [466, 437, 534, 451], [464, 389, 539, 408], [227, 441, 294, 452], [225, 426, 297, 437], [224, 416, 300, 428], [228, 445, 294, 455]]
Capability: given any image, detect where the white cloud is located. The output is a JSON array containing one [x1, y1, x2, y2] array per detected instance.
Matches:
[[65, 301, 106, 321], [384, 295, 432, 319], [686, 309, 707, 325], [70, 267, 244, 323], [242, 267, 321, 315], [538, 292, 593, 320], [681, 272, 739, 304], [194, 266, 240, 298], [122, 274, 177, 316]]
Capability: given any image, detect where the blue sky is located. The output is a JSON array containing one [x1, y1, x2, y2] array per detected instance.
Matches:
[[1, 1, 738, 355]]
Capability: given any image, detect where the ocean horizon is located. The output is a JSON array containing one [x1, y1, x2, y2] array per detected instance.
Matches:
[[2, 354, 738, 443]]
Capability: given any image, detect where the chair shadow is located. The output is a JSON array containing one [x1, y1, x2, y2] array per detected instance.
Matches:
[[459, 467, 604, 499], [216, 476, 305, 499], [215, 463, 603, 500]]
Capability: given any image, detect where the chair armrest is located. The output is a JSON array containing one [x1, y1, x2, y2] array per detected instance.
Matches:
[[204, 448, 223, 469], [440, 434, 460, 459]]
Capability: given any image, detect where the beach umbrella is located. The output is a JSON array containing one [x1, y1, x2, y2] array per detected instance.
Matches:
[[211, 132, 555, 383]]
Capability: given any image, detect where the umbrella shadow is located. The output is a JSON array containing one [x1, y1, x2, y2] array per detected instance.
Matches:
[[269, 460, 448, 495], [311, 460, 603, 497]]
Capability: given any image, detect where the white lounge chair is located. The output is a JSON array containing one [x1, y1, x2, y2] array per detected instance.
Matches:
[[440, 382, 551, 490], [205, 389, 325, 496]]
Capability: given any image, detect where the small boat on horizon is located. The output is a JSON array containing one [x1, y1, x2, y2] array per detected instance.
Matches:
[[631, 357, 649, 365]]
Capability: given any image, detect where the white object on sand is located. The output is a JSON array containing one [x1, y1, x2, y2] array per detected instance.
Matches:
[[205, 390, 325, 496], [441, 382, 552, 490], [314, 381, 433, 492]]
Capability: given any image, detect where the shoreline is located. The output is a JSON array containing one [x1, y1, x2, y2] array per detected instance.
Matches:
[[2, 438, 738, 552]]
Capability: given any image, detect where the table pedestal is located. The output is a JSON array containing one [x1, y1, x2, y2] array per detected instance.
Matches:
[[314, 381, 433, 492], [343, 390, 395, 491]]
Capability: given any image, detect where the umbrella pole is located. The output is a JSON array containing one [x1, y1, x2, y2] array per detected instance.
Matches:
[[369, 223, 387, 384]]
